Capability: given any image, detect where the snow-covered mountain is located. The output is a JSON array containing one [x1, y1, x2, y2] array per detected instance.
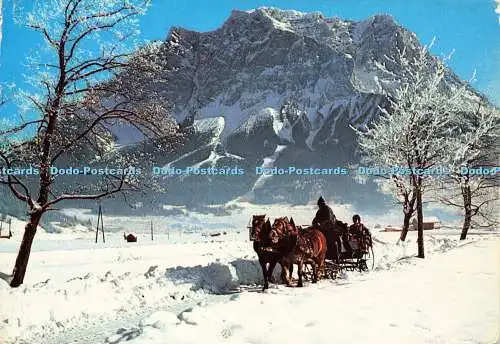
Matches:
[[89, 7, 487, 212], [2, 8, 483, 214], [98, 8, 431, 210], [149, 9, 418, 134]]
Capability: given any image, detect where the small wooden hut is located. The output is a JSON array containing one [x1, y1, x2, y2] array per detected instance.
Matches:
[[411, 216, 441, 230]]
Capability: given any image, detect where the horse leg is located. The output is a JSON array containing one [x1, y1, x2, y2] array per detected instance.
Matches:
[[279, 262, 286, 284], [259, 257, 269, 290], [311, 261, 318, 283], [267, 260, 277, 287], [313, 251, 326, 283], [315, 259, 323, 282], [319, 250, 327, 279], [297, 261, 304, 287], [280, 262, 292, 286]]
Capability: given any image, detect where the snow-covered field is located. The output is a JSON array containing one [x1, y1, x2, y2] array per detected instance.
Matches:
[[116, 237, 498, 344], [0, 203, 498, 344]]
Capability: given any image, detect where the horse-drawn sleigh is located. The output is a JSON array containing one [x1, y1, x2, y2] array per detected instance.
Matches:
[[248, 215, 374, 290]]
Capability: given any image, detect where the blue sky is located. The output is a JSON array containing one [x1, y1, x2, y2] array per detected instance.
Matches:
[[0, 0, 499, 125]]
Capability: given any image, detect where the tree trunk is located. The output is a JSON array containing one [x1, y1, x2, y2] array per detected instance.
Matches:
[[10, 214, 41, 287], [400, 192, 416, 242], [400, 210, 412, 241], [460, 178, 472, 240], [416, 181, 425, 258]]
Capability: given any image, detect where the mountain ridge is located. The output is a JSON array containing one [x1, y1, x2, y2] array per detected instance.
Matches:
[[1, 7, 489, 215]]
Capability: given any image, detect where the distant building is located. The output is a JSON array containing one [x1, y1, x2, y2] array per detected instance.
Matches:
[[410, 216, 441, 230], [381, 216, 441, 232]]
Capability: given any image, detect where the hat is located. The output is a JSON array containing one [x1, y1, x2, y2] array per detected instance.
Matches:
[[317, 196, 326, 206]]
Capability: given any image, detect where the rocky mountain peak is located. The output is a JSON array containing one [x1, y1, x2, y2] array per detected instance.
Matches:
[[88, 8, 477, 210]]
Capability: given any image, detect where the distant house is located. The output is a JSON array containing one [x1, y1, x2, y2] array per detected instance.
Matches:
[[202, 232, 223, 237], [0, 229, 12, 239], [0, 217, 12, 239], [381, 216, 441, 232], [382, 226, 403, 232], [410, 216, 441, 230]]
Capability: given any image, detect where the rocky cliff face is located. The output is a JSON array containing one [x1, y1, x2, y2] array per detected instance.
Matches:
[[146, 9, 405, 136], [16, 7, 471, 214], [96, 8, 456, 211]]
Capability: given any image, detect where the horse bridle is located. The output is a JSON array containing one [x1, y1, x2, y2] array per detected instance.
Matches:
[[251, 215, 268, 241]]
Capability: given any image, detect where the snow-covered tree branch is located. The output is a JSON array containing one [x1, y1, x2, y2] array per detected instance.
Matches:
[[353, 39, 470, 257], [0, 0, 183, 288], [432, 101, 500, 238]]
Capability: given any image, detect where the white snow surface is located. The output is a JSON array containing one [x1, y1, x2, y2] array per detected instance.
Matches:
[[0, 204, 499, 343], [106, 235, 499, 344], [108, 240, 499, 344]]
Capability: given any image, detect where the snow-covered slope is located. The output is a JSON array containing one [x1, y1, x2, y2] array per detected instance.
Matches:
[[0, 228, 498, 344]]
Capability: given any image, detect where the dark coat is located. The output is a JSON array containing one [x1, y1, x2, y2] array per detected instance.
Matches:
[[312, 204, 336, 226], [348, 223, 371, 237], [348, 223, 372, 251]]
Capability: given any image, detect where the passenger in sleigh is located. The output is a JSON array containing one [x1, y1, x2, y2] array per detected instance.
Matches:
[[342, 214, 372, 257], [344, 214, 372, 252]]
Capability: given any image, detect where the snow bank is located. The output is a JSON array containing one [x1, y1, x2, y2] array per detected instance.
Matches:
[[0, 258, 270, 343], [163, 257, 283, 294], [110, 237, 500, 344], [0, 239, 272, 343], [166, 262, 240, 294]]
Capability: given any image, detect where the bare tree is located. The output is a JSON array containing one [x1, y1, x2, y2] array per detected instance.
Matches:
[[383, 174, 417, 241], [354, 39, 468, 258], [434, 102, 500, 239], [355, 140, 418, 241], [0, 0, 181, 287]]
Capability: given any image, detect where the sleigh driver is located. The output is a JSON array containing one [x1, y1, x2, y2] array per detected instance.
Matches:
[[312, 196, 336, 229]]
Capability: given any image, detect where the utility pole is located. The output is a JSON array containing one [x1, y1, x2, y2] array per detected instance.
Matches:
[[95, 204, 105, 243], [95, 207, 98, 243], [150, 220, 154, 241]]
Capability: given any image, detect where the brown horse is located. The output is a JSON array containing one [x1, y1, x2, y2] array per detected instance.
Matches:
[[270, 217, 327, 287], [250, 215, 293, 291], [268, 216, 299, 244]]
